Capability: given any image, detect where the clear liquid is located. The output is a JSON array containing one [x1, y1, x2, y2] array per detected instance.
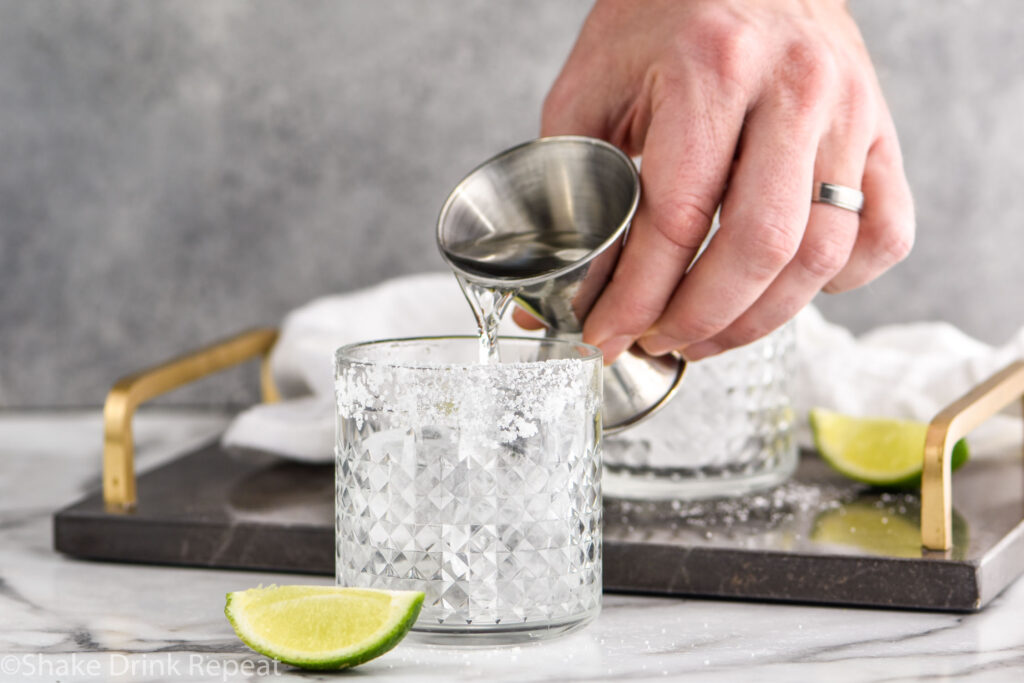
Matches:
[[451, 230, 604, 363], [456, 275, 514, 364], [336, 422, 602, 631], [446, 230, 606, 279]]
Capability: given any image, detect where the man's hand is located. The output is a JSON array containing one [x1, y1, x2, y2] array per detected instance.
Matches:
[[530, 0, 914, 362]]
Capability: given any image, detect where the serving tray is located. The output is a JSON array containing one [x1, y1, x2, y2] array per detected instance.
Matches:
[[53, 330, 1024, 612]]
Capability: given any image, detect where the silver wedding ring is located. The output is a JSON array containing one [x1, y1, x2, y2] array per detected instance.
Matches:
[[812, 182, 864, 214]]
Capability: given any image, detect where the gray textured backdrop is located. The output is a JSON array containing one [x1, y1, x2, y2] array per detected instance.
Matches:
[[2, 0, 1022, 408]]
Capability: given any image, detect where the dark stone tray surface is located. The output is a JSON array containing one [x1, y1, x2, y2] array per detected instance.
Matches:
[[54, 441, 1024, 612]]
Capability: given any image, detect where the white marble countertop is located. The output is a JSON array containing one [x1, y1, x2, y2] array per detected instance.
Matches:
[[2, 410, 1023, 682]]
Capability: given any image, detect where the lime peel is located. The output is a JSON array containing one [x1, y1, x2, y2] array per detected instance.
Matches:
[[809, 408, 968, 487], [225, 585, 423, 670]]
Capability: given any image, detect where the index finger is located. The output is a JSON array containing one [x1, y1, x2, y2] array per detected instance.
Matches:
[[581, 85, 744, 361], [638, 88, 825, 358]]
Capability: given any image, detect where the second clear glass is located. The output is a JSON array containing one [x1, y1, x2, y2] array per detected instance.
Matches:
[[603, 322, 797, 500]]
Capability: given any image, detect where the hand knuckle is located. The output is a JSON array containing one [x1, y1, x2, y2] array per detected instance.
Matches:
[[843, 73, 876, 119], [685, 14, 758, 88], [626, 303, 665, 334], [870, 133, 905, 170], [603, 284, 663, 335], [779, 39, 836, 110], [842, 66, 870, 100], [875, 226, 915, 265], [797, 235, 850, 279], [667, 313, 726, 344], [830, 74, 876, 137], [736, 219, 800, 277], [650, 194, 715, 252]]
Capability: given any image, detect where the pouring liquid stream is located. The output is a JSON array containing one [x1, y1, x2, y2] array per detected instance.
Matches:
[[455, 275, 515, 365], [451, 230, 607, 365]]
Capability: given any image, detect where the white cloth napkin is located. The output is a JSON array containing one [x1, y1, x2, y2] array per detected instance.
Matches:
[[222, 272, 1024, 462]]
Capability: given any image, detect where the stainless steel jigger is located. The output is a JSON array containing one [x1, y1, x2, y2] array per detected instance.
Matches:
[[437, 135, 685, 434]]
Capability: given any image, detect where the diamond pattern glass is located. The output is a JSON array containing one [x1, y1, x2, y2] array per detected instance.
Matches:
[[604, 321, 797, 499], [335, 337, 602, 643]]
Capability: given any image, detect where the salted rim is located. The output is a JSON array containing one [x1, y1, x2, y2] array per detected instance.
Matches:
[[335, 335, 602, 371]]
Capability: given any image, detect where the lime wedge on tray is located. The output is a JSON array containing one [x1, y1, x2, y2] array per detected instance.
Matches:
[[225, 585, 423, 670], [809, 407, 969, 487]]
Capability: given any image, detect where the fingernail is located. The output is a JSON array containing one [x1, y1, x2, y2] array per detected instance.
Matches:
[[638, 333, 679, 357], [598, 335, 633, 365], [680, 340, 723, 361]]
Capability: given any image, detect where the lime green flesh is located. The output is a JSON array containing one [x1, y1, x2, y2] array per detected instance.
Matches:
[[225, 586, 423, 670], [809, 408, 968, 487]]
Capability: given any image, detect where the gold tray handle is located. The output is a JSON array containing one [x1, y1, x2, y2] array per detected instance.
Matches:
[[922, 360, 1024, 550], [103, 328, 279, 510]]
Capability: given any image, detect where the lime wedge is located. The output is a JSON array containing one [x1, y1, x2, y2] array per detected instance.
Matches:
[[809, 408, 969, 487], [225, 585, 423, 670]]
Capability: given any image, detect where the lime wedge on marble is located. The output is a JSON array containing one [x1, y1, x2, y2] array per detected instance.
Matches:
[[809, 408, 969, 487], [225, 585, 423, 670]]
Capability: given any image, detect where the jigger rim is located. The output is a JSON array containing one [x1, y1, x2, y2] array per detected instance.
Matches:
[[436, 135, 640, 289]]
